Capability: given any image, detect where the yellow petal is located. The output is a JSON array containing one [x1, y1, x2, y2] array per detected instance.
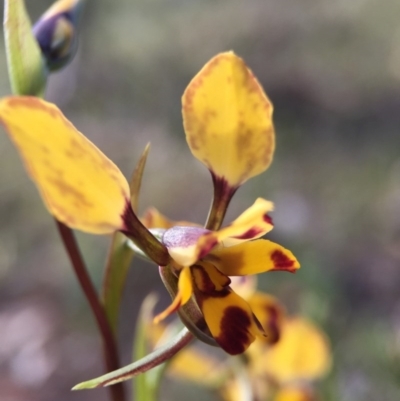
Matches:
[[169, 348, 224, 386], [273, 386, 315, 401], [164, 198, 274, 267], [142, 207, 200, 230], [192, 265, 265, 355], [154, 266, 193, 323], [210, 239, 300, 276], [259, 317, 332, 383], [247, 292, 286, 345], [0, 96, 129, 233], [142, 207, 175, 229], [213, 198, 274, 246], [182, 52, 275, 187], [192, 261, 231, 292]]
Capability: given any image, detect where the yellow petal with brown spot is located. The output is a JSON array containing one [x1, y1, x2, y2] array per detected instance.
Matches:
[[182, 52, 275, 187], [210, 239, 300, 276], [0, 96, 129, 233], [211, 198, 274, 247], [259, 317, 332, 383], [195, 283, 265, 355]]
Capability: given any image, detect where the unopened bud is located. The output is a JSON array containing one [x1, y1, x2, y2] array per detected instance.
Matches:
[[32, 0, 84, 72]]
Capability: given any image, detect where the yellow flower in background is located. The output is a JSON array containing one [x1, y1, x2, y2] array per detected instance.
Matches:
[[0, 51, 299, 355], [273, 386, 315, 401], [257, 317, 332, 384], [143, 284, 331, 401]]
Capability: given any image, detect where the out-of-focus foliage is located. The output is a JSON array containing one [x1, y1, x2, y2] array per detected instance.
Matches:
[[1, 1, 400, 400]]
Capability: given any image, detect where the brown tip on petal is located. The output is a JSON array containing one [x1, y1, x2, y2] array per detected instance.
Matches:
[[216, 306, 254, 355], [264, 214, 274, 225], [271, 250, 297, 272]]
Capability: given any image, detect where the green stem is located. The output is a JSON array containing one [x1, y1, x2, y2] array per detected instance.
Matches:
[[73, 328, 194, 389], [56, 221, 126, 401]]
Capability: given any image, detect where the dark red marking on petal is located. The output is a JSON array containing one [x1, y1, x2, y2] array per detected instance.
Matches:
[[192, 265, 216, 294], [264, 214, 274, 225], [271, 250, 296, 272], [192, 265, 231, 296], [233, 227, 263, 240], [216, 306, 253, 355], [198, 237, 219, 259], [210, 172, 238, 204]]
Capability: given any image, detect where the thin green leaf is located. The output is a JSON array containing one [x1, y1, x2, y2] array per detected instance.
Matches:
[[101, 144, 151, 333], [130, 142, 151, 212], [133, 294, 165, 401], [102, 233, 134, 333], [72, 327, 193, 390], [4, 0, 47, 96]]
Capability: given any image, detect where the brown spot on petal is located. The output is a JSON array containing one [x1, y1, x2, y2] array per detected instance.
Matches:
[[271, 250, 296, 272], [216, 306, 253, 355], [264, 214, 273, 225], [192, 265, 216, 293], [198, 236, 219, 259], [46, 176, 93, 207], [233, 227, 263, 240]]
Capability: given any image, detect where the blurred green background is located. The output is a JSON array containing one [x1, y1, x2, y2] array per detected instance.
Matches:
[[1, 0, 400, 400]]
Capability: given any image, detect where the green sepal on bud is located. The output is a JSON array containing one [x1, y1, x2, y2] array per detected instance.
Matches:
[[4, 0, 47, 96], [32, 0, 84, 72]]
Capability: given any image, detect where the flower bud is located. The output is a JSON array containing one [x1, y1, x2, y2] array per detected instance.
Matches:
[[32, 0, 84, 72]]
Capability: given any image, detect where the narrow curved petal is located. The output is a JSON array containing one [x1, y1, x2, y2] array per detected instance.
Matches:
[[154, 266, 193, 323], [213, 198, 274, 246], [0, 96, 129, 233], [259, 317, 332, 383], [142, 207, 201, 230], [183, 52, 275, 187], [192, 264, 265, 355], [210, 239, 300, 275], [142, 207, 176, 229]]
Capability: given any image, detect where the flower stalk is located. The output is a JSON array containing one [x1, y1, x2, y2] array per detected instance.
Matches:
[[56, 221, 126, 401]]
